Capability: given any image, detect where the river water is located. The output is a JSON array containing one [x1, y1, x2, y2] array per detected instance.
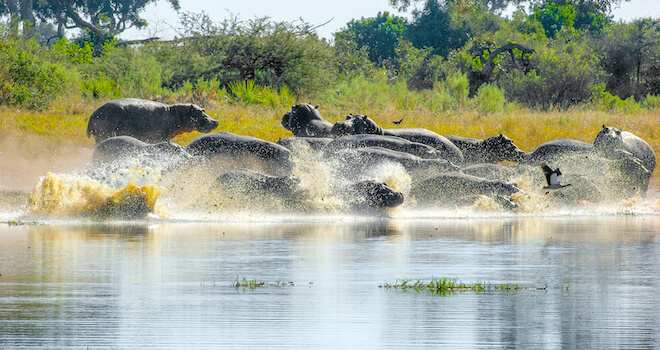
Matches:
[[1, 215, 658, 349]]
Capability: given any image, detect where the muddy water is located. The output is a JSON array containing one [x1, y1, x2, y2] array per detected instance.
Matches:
[[0, 217, 658, 348]]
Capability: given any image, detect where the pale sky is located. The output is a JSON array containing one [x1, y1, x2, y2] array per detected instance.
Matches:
[[119, 0, 660, 41]]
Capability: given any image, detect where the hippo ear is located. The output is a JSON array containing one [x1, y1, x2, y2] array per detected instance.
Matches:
[[602, 125, 606, 129], [314, 105, 319, 109], [364, 115, 369, 119]]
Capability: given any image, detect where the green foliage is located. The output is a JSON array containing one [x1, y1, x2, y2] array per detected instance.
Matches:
[[443, 71, 470, 104], [470, 83, 506, 113], [0, 40, 68, 109], [499, 40, 605, 109], [80, 72, 120, 99], [589, 83, 641, 113], [159, 14, 335, 95], [531, 0, 577, 38], [334, 12, 407, 68], [50, 38, 94, 64], [405, 0, 468, 57], [597, 19, 660, 99], [228, 80, 295, 108]]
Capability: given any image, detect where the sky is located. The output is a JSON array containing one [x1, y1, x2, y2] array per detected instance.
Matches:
[[119, 0, 660, 41]]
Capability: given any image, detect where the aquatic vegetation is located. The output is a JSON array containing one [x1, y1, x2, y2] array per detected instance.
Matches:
[[231, 277, 295, 289], [380, 278, 547, 294]]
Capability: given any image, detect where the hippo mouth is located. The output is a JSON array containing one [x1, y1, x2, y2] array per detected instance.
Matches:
[[198, 118, 219, 133]]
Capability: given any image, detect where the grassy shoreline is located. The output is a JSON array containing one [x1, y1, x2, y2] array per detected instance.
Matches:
[[2, 98, 659, 191]]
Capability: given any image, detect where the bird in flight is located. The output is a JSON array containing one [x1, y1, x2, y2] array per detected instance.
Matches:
[[541, 161, 571, 190], [392, 118, 403, 125]]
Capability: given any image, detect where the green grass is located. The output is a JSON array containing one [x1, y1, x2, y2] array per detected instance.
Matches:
[[380, 277, 547, 294]]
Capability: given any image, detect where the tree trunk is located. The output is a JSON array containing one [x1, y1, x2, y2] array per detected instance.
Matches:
[[469, 43, 534, 96]]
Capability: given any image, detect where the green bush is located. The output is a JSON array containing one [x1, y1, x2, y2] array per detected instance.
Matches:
[[499, 39, 604, 109], [0, 40, 68, 109], [471, 83, 506, 113]]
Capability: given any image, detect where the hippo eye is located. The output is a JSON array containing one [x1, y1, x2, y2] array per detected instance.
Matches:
[[346, 115, 351, 120]]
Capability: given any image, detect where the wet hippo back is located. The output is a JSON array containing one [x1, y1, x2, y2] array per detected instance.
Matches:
[[186, 132, 293, 175]]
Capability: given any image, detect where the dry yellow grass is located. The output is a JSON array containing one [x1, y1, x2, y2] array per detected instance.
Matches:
[[1, 98, 658, 189]]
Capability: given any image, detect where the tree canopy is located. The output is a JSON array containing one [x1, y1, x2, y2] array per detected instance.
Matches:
[[1, 0, 180, 45]]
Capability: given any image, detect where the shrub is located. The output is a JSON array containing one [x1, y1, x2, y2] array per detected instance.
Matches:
[[0, 40, 68, 109], [471, 83, 506, 113], [499, 39, 604, 109]]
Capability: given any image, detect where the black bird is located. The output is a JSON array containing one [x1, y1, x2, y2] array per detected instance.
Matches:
[[392, 118, 403, 125], [541, 161, 571, 190]]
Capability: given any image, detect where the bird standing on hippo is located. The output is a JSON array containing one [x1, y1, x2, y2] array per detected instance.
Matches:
[[86, 98, 219, 144]]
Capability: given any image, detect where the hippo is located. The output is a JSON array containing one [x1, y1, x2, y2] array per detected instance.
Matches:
[[281, 103, 333, 137], [276, 137, 333, 152], [89, 135, 192, 174], [593, 125, 656, 173], [523, 138, 594, 164], [324, 147, 459, 179], [330, 114, 464, 164], [186, 132, 293, 176], [410, 172, 522, 204], [86, 98, 219, 144], [444, 134, 525, 164], [323, 134, 440, 159], [91, 136, 190, 162], [344, 180, 404, 209], [210, 168, 305, 199]]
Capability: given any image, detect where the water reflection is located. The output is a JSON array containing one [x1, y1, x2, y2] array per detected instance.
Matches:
[[0, 216, 658, 348]]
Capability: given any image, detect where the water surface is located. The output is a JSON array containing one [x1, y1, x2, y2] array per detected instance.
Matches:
[[1, 216, 658, 349]]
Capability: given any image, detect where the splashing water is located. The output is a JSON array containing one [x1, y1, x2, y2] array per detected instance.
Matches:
[[27, 170, 162, 219], [4, 140, 659, 222]]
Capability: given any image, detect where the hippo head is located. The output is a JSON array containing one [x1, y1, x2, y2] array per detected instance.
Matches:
[[482, 134, 526, 162], [350, 180, 404, 208], [176, 104, 219, 134], [593, 125, 624, 150], [331, 114, 384, 137], [281, 103, 323, 134]]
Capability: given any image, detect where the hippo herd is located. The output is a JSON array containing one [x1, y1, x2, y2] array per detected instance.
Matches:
[[85, 99, 657, 214]]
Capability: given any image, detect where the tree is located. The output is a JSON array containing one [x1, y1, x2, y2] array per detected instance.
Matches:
[[405, 0, 468, 57], [159, 14, 335, 95], [597, 19, 660, 98], [529, 0, 615, 37], [391, 0, 528, 14], [1, 0, 180, 46], [334, 12, 407, 68]]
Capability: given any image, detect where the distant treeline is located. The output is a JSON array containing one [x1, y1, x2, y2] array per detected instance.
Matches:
[[1, 0, 659, 112]]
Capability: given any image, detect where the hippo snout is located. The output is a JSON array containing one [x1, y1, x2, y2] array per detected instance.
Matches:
[[198, 117, 219, 133]]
